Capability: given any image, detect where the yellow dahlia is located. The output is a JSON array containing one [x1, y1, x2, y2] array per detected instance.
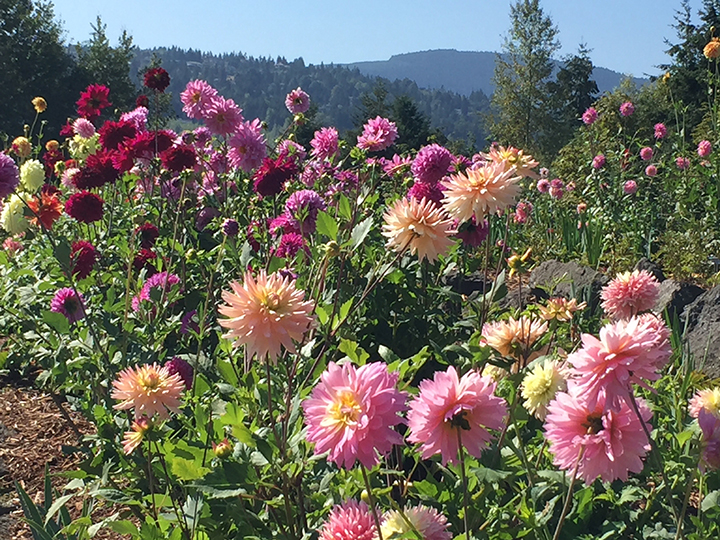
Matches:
[[521, 359, 567, 420], [32, 97, 47, 113], [482, 316, 548, 359], [112, 363, 186, 419], [442, 163, 521, 222], [218, 270, 314, 363], [539, 297, 587, 322], [481, 145, 539, 178], [689, 387, 720, 419], [382, 196, 456, 262]]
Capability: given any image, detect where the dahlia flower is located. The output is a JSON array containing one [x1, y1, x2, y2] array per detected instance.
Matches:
[[122, 416, 152, 454], [20, 160, 45, 191], [222, 218, 239, 237], [382, 196, 456, 262], [160, 144, 197, 172], [407, 366, 506, 465], [411, 144, 453, 184], [3, 238, 23, 256], [619, 102, 635, 117], [623, 180, 638, 194], [204, 96, 244, 136], [640, 147, 653, 161], [50, 288, 85, 323], [181, 80, 218, 119], [274, 232, 307, 258], [76, 84, 111, 120], [654, 123, 667, 139], [165, 357, 194, 390], [311, 127, 339, 160], [70, 240, 97, 279], [143, 67, 170, 92], [383, 153, 412, 177], [539, 297, 586, 322], [98, 120, 137, 151], [277, 139, 307, 164], [1, 194, 29, 235], [645, 164, 657, 177], [285, 87, 310, 114], [442, 163, 521, 221], [0, 153, 20, 198], [513, 200, 533, 224], [455, 215, 489, 247], [135, 222, 159, 249], [601, 269, 659, 320], [481, 145, 539, 178], [521, 359, 567, 420], [536, 178, 550, 193], [112, 363, 186, 419], [228, 119, 266, 172], [676, 156, 690, 170], [689, 387, 720, 419], [120, 107, 149, 132], [582, 107, 598, 125], [27, 190, 63, 229], [318, 501, 377, 540], [592, 154, 605, 169], [65, 191, 104, 224], [357, 116, 398, 151], [407, 181, 444, 205], [699, 409, 720, 471], [11, 137, 31, 158], [285, 189, 326, 234], [303, 361, 406, 468], [567, 315, 672, 411], [73, 151, 119, 189], [253, 155, 297, 197], [698, 140, 712, 158], [131, 271, 182, 311], [32, 96, 47, 113], [218, 270, 314, 363], [704, 37, 720, 59], [381, 505, 451, 540], [481, 316, 548, 360], [544, 388, 652, 483]]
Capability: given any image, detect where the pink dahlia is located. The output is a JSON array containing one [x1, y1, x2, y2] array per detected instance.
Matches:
[[582, 107, 598, 125], [122, 416, 152, 454], [131, 271, 182, 312], [407, 366, 507, 465], [120, 107, 148, 132], [274, 232, 307, 259], [640, 147, 653, 161], [698, 140, 712, 157], [567, 316, 672, 411], [357, 116, 398, 151], [383, 153, 412, 177], [513, 200, 533, 224], [181, 80, 218, 120], [72, 118, 96, 139], [411, 144, 453, 184], [601, 269, 659, 320], [592, 154, 605, 169], [285, 87, 310, 114], [455, 215, 489, 247], [544, 388, 652, 483], [645, 164, 657, 177], [536, 178, 550, 193], [619, 101, 635, 117], [654, 123, 667, 139], [318, 501, 377, 540], [407, 180, 444, 205], [218, 270, 314, 363], [204, 96, 243, 136], [699, 409, 720, 472], [676, 156, 690, 170], [303, 361, 406, 469], [623, 180, 638, 194], [165, 357, 194, 390], [228, 119, 266, 172], [310, 127, 339, 161], [285, 189, 326, 234], [112, 363, 186, 419], [50, 288, 85, 323]]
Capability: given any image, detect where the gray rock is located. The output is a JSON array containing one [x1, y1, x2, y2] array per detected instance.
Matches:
[[654, 279, 704, 321], [635, 257, 666, 282], [682, 285, 720, 378], [529, 260, 609, 308], [442, 269, 491, 297]]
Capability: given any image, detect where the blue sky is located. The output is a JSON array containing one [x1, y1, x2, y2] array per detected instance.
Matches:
[[51, 0, 698, 77]]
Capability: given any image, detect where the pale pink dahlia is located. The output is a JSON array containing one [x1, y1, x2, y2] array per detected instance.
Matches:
[[303, 361, 406, 469], [204, 96, 243, 136], [285, 87, 310, 114], [411, 144, 452, 184], [544, 388, 652, 483], [318, 500, 377, 540], [357, 116, 398, 152], [442, 162, 521, 221], [310, 127, 339, 160], [228, 119, 266, 172], [689, 387, 720, 419], [407, 366, 507, 465], [112, 363, 186, 419], [567, 316, 672, 411], [181, 79, 218, 120], [122, 416, 151, 454], [217, 270, 314, 363], [382, 196, 456, 262], [582, 107, 598, 125], [73, 118, 96, 139], [381, 505, 451, 540], [481, 145, 539, 179], [601, 269, 660, 320]]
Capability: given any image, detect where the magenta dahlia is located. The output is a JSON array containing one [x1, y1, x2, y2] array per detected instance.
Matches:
[[411, 144, 453, 184], [70, 240, 97, 279], [50, 288, 86, 323], [357, 116, 398, 152]]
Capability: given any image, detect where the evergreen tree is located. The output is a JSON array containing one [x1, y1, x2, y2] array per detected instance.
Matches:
[[391, 95, 431, 152], [489, 0, 559, 159]]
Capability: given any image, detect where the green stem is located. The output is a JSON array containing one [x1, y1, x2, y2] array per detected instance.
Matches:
[[457, 429, 470, 540], [361, 465, 384, 540], [552, 447, 584, 540]]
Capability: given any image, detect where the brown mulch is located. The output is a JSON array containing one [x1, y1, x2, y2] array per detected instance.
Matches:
[[0, 381, 129, 539]]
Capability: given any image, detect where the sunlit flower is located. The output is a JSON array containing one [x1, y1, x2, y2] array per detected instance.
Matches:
[[676, 156, 690, 170], [32, 96, 47, 113], [407, 366, 506, 465], [482, 316, 548, 360], [536, 178, 550, 193], [654, 123, 667, 139], [65, 191, 104, 224], [442, 162, 521, 221], [381, 505, 451, 540], [704, 37, 720, 59], [623, 180, 638, 194], [11, 137, 31, 158], [0, 194, 29, 235], [228, 119, 266, 172], [689, 387, 720, 419], [112, 363, 186, 419], [50, 287, 85, 323], [285, 87, 310, 114], [70, 240, 97, 279], [319, 501, 377, 540], [204, 96, 244, 136], [539, 297, 587, 322], [582, 107, 598, 125], [601, 270, 659, 320], [407, 180, 444, 205], [619, 101, 634, 117], [382, 196, 456, 262], [27, 190, 63, 229], [521, 359, 567, 420], [165, 357, 194, 390], [411, 144, 452, 184], [645, 164, 657, 177], [131, 271, 181, 311], [181, 80, 218, 119], [218, 270, 314, 363], [303, 361, 406, 468], [357, 116, 398, 151], [699, 409, 720, 472], [698, 140, 712, 157], [481, 145, 539, 178], [0, 152, 20, 198], [122, 416, 152, 454], [592, 154, 605, 169], [76, 84, 111, 120], [544, 388, 652, 483], [19, 159, 45, 191], [310, 127, 339, 161]]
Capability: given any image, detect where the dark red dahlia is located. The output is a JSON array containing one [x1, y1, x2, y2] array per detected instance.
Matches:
[[135, 222, 159, 249], [160, 144, 197, 172], [128, 130, 175, 160], [73, 151, 119, 190], [65, 191, 104, 223], [76, 84, 111, 120], [99, 120, 137, 151], [132, 248, 157, 272], [252, 155, 297, 198], [143, 67, 171, 92], [136, 95, 149, 108], [59, 120, 74, 138], [165, 357, 193, 390], [43, 148, 63, 176], [70, 240, 97, 279]]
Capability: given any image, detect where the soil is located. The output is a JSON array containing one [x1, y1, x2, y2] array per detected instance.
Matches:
[[0, 378, 128, 539]]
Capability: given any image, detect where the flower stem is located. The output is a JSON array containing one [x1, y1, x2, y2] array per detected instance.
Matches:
[[360, 465, 383, 540], [457, 429, 470, 540], [674, 468, 696, 540], [552, 446, 584, 540]]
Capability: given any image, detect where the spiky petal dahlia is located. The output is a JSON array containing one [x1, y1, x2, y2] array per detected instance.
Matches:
[[112, 363, 186, 419], [50, 288, 85, 323], [411, 144, 453, 184], [357, 116, 398, 151], [689, 387, 720, 419], [442, 163, 521, 222], [303, 361, 406, 469], [122, 416, 152, 454], [381, 505, 452, 540], [544, 388, 652, 483], [319, 501, 377, 540], [218, 270, 314, 363], [407, 366, 507, 465], [181, 80, 218, 119], [481, 145, 539, 179], [601, 270, 660, 320], [382, 196, 456, 262], [481, 316, 548, 360], [568, 315, 671, 411]]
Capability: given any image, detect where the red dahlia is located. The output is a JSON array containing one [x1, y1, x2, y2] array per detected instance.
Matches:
[[73, 151, 119, 189], [76, 84, 111, 120], [65, 191, 104, 223], [133, 248, 157, 273], [144, 67, 171, 92], [160, 144, 197, 172], [99, 120, 138, 151], [135, 222, 159, 249], [253, 155, 297, 198], [136, 95, 149, 108], [70, 240, 97, 279]]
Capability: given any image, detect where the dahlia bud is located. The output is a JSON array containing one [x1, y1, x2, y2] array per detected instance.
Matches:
[[212, 439, 233, 459], [360, 490, 371, 504], [293, 113, 306, 126], [324, 240, 340, 257], [32, 97, 47, 113], [222, 218, 240, 237]]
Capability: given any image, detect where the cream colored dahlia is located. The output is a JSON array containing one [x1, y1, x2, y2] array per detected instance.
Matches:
[[122, 417, 152, 454], [382, 196, 456, 262], [442, 162, 521, 222], [689, 387, 720, 419], [539, 297, 587, 322], [482, 316, 548, 359], [381, 504, 452, 540], [521, 358, 567, 420], [218, 270, 314, 363], [481, 145, 539, 178], [112, 363, 186, 419]]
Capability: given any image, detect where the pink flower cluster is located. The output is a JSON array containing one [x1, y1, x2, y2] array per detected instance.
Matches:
[[357, 116, 398, 152]]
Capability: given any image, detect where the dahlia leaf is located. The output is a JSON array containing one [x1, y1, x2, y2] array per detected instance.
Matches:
[[42, 310, 70, 334], [338, 195, 352, 221], [316, 211, 338, 240], [702, 489, 720, 512], [349, 217, 373, 249], [220, 402, 255, 447], [171, 458, 211, 481]]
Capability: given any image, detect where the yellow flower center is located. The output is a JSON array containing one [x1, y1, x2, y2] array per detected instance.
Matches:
[[328, 391, 362, 427], [138, 371, 162, 392], [261, 291, 282, 312], [191, 92, 201, 104]]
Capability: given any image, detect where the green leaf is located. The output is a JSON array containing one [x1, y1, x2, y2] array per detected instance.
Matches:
[[42, 310, 70, 335], [53, 238, 72, 272], [675, 429, 694, 447], [43, 494, 73, 526], [220, 402, 255, 447], [349, 217, 373, 249], [170, 458, 211, 481], [338, 195, 352, 221], [702, 489, 720, 512], [108, 520, 139, 536], [315, 304, 329, 326], [316, 211, 338, 240], [338, 339, 369, 364]]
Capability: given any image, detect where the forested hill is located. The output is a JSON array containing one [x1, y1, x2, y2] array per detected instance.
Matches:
[[130, 48, 490, 144]]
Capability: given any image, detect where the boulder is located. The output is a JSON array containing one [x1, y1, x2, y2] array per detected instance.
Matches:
[[654, 279, 704, 321], [635, 257, 666, 282], [529, 260, 609, 308], [682, 285, 720, 378]]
